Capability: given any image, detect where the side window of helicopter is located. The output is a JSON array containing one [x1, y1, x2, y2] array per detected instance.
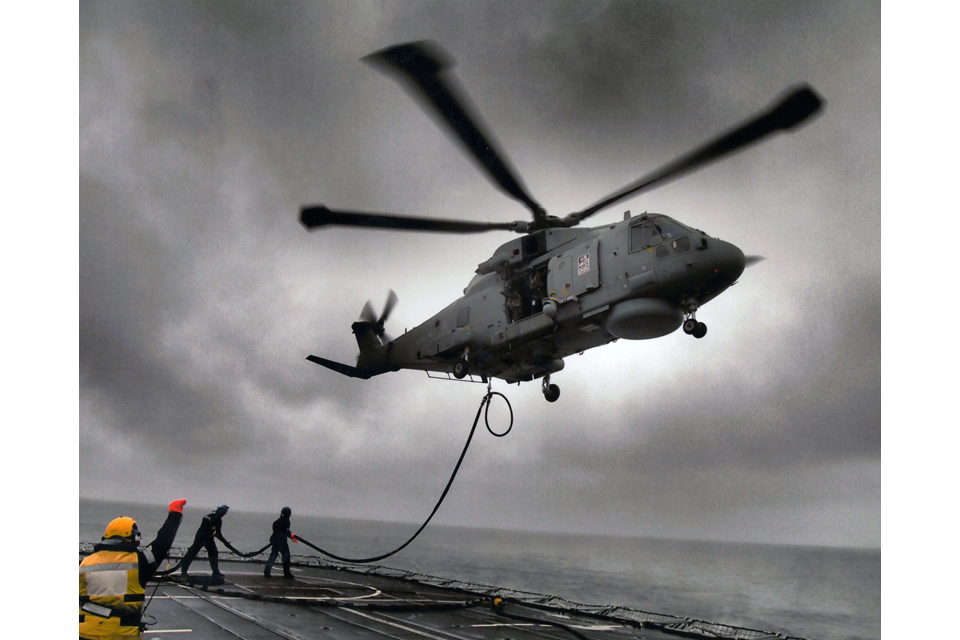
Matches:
[[656, 246, 670, 258], [457, 307, 470, 328], [645, 224, 662, 247], [672, 236, 690, 253], [629, 221, 662, 252]]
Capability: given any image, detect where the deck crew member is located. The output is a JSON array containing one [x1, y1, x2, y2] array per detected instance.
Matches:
[[264, 506, 297, 578], [180, 504, 229, 579], [79, 499, 187, 639]]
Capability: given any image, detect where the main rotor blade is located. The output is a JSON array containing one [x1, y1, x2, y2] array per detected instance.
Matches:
[[364, 41, 546, 225], [566, 85, 824, 225], [300, 205, 526, 234]]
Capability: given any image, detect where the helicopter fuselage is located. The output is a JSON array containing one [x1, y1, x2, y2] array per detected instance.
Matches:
[[340, 212, 745, 387], [303, 41, 819, 401]]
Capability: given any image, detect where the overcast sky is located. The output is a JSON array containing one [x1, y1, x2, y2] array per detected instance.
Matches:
[[77, 0, 881, 549]]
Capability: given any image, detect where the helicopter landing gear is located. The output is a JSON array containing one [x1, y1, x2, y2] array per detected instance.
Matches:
[[454, 348, 470, 379], [682, 304, 708, 339], [542, 373, 560, 403], [683, 318, 707, 339]]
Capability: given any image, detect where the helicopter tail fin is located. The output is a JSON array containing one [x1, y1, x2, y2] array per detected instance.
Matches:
[[351, 320, 384, 355], [306, 355, 371, 379], [305, 321, 397, 380], [306, 352, 396, 379], [306, 295, 400, 380]]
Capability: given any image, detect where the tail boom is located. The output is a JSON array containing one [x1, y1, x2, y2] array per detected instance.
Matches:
[[305, 355, 398, 379]]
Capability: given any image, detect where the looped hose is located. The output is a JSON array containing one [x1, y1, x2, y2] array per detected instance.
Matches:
[[484, 391, 513, 437], [295, 390, 497, 563], [297, 385, 513, 564]]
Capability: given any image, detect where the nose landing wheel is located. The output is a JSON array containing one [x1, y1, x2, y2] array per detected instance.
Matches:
[[682, 315, 707, 339], [683, 318, 707, 339]]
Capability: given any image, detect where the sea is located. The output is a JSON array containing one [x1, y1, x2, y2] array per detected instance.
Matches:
[[80, 498, 879, 640]]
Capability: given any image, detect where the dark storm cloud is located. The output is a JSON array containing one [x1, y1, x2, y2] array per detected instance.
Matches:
[[79, 176, 229, 447], [79, 0, 879, 546]]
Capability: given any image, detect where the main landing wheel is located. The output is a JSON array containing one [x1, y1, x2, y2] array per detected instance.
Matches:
[[543, 384, 560, 403], [683, 318, 699, 334], [692, 322, 707, 339], [453, 358, 469, 379]]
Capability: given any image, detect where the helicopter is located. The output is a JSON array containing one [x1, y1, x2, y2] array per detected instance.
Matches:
[[300, 41, 823, 402]]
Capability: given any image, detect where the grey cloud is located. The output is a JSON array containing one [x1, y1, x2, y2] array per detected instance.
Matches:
[[79, 0, 880, 547]]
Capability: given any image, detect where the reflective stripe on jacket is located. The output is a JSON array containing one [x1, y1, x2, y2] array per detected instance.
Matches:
[[79, 549, 143, 639]]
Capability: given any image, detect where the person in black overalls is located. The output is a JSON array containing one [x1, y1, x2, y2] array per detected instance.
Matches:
[[180, 504, 229, 580], [264, 506, 296, 578]]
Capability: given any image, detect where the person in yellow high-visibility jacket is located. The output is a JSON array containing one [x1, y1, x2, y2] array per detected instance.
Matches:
[[79, 499, 186, 639]]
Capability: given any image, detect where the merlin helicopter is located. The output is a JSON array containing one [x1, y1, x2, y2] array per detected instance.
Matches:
[[300, 41, 822, 402]]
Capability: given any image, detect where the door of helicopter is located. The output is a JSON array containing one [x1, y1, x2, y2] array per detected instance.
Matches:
[[504, 264, 548, 323], [547, 238, 600, 303]]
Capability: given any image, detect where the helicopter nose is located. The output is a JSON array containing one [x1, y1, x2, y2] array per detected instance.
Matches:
[[712, 239, 746, 283]]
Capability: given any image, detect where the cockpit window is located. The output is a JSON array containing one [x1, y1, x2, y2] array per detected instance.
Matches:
[[653, 216, 688, 240], [631, 215, 691, 253], [630, 219, 662, 251]]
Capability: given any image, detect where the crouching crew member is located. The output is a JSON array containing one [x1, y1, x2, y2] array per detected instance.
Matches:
[[80, 499, 187, 639]]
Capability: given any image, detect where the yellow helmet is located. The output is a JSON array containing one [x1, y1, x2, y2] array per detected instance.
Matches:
[[103, 516, 141, 543]]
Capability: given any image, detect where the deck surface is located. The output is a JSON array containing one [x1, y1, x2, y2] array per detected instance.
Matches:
[[141, 558, 678, 640]]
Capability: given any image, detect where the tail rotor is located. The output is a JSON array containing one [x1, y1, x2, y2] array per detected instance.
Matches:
[[306, 292, 401, 380], [355, 290, 398, 343]]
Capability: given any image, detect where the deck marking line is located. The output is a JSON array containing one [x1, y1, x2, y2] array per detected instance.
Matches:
[[343, 607, 451, 640]]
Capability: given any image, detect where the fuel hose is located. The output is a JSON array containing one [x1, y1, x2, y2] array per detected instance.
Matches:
[[295, 389, 507, 563]]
